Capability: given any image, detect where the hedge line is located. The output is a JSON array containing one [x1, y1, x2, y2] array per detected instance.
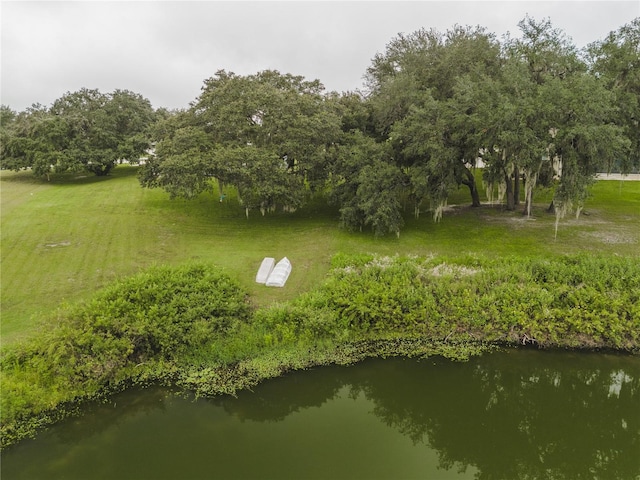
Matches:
[[1, 254, 638, 448]]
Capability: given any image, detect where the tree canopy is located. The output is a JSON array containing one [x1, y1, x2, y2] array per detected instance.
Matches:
[[139, 70, 342, 217], [587, 18, 640, 175], [1, 88, 155, 177], [3, 16, 637, 236]]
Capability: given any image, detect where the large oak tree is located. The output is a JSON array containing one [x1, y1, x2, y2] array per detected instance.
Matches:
[[0, 89, 155, 177], [140, 70, 342, 217], [587, 18, 640, 175], [491, 17, 630, 224], [366, 25, 502, 217]]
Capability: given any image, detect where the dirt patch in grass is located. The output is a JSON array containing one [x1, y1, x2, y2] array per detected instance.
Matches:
[[579, 231, 638, 245]]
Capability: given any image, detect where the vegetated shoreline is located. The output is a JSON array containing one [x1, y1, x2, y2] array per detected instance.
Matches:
[[0, 338, 623, 452], [1, 254, 639, 450]]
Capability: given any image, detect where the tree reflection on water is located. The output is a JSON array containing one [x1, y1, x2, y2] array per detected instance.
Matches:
[[4, 349, 638, 480], [224, 349, 640, 480]]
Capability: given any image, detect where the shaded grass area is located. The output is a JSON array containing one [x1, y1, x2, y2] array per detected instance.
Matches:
[[1, 166, 639, 345]]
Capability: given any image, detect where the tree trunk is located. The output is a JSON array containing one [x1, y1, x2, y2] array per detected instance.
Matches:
[[523, 190, 531, 217], [523, 187, 533, 217], [90, 163, 114, 176], [547, 200, 555, 214], [504, 172, 515, 211], [462, 169, 481, 207], [513, 166, 520, 206], [522, 170, 538, 217]]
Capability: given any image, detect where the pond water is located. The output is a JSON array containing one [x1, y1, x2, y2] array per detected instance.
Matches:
[[2, 349, 639, 479]]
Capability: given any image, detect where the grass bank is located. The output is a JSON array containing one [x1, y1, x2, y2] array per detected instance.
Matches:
[[2, 166, 639, 344], [1, 255, 638, 448], [1, 166, 639, 448]]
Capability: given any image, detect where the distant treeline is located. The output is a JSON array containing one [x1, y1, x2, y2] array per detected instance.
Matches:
[[2, 16, 638, 236]]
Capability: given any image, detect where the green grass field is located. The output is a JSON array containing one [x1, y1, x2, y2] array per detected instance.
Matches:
[[2, 166, 639, 345]]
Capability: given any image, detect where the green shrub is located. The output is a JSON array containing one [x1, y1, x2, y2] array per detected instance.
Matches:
[[312, 253, 640, 347], [1, 263, 251, 446], [2, 254, 639, 449]]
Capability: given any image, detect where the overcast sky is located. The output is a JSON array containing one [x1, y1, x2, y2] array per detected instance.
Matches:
[[1, 1, 638, 111]]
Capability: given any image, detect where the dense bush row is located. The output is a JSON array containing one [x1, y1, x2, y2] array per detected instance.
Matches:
[[0, 264, 250, 447], [1, 255, 639, 448], [263, 253, 640, 349]]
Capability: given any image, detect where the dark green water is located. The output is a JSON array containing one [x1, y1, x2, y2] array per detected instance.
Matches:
[[2, 349, 639, 479]]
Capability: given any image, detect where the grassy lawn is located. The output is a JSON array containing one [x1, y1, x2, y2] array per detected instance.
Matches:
[[2, 166, 639, 345]]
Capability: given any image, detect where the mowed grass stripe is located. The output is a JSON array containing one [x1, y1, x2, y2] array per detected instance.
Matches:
[[0, 168, 341, 343], [2, 166, 639, 345], [1, 169, 182, 343]]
